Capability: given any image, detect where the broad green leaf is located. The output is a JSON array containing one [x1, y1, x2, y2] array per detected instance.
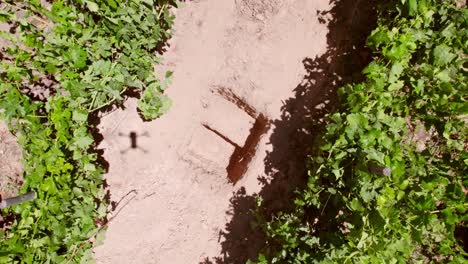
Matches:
[[433, 44, 456, 66], [68, 46, 88, 69], [350, 198, 365, 212], [408, 0, 418, 16], [346, 113, 368, 138], [388, 62, 404, 83], [85, 1, 99, 12], [435, 69, 451, 82], [84, 163, 96, 172], [72, 110, 88, 122], [74, 136, 94, 149]]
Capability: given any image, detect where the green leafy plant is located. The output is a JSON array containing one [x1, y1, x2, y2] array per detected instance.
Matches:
[[255, 0, 467, 263], [137, 72, 173, 120], [0, 0, 176, 262]]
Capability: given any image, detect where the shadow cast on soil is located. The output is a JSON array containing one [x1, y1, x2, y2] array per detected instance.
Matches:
[[202, 0, 381, 263]]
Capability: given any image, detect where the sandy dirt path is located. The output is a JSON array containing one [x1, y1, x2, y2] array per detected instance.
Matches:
[[94, 0, 331, 263]]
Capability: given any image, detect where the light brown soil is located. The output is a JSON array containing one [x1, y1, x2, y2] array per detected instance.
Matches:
[[0, 122, 23, 199], [94, 0, 332, 263]]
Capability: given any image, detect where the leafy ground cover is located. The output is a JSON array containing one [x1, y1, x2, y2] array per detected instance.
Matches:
[[0, 0, 175, 262], [254, 0, 467, 263]]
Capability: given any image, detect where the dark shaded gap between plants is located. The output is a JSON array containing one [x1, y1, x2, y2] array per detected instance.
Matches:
[[455, 223, 468, 255], [201, 0, 382, 263]]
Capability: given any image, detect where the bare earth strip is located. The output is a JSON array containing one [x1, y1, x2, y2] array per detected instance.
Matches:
[[94, 0, 330, 263]]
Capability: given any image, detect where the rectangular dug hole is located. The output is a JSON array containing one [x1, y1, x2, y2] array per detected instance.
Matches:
[[204, 87, 270, 183], [226, 113, 269, 183], [182, 126, 236, 175], [202, 93, 254, 147]]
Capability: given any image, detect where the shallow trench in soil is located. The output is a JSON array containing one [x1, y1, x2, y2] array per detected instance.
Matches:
[[93, 0, 377, 263]]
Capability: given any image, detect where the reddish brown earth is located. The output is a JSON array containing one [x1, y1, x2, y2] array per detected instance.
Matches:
[[94, 0, 332, 263], [0, 122, 23, 199]]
